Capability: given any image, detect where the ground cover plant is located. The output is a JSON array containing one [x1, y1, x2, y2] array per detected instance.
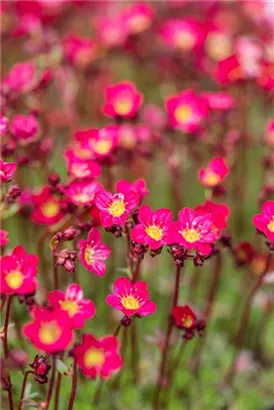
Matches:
[[0, 1, 274, 409]]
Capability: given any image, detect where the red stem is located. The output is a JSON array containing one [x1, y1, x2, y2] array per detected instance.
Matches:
[[2, 295, 14, 410], [68, 359, 78, 410], [18, 371, 33, 410], [45, 356, 56, 409]]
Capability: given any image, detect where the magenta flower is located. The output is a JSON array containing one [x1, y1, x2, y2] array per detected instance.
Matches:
[[47, 284, 96, 329], [253, 201, 274, 242], [115, 178, 149, 200], [102, 82, 143, 119], [201, 92, 235, 110], [96, 16, 129, 48], [73, 333, 122, 379], [161, 18, 204, 51], [166, 89, 208, 133], [64, 150, 101, 179], [0, 159, 17, 183], [215, 55, 243, 85], [106, 277, 156, 317], [131, 205, 173, 250], [121, 3, 154, 35], [94, 189, 139, 227], [198, 157, 229, 188], [10, 114, 39, 144], [31, 186, 65, 225], [168, 208, 217, 256], [0, 246, 39, 295], [76, 126, 119, 159], [0, 115, 8, 136], [63, 179, 103, 207], [78, 228, 111, 277], [195, 201, 230, 238], [63, 35, 97, 68], [265, 119, 274, 147], [4, 61, 37, 93], [0, 230, 9, 247]]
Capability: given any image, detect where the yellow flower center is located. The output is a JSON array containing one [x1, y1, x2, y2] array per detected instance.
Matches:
[[174, 105, 193, 124], [182, 315, 193, 328], [39, 321, 61, 345], [181, 228, 200, 243], [145, 225, 163, 241], [73, 193, 91, 204], [84, 347, 105, 368], [203, 171, 221, 187], [114, 99, 132, 116], [267, 218, 274, 233], [175, 31, 195, 50], [93, 140, 112, 155], [5, 269, 24, 290], [59, 300, 79, 318], [108, 198, 125, 217], [41, 200, 60, 218], [121, 295, 140, 310], [84, 247, 95, 264]]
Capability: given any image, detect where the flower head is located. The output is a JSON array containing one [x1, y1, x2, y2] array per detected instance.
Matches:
[[0, 159, 17, 183], [78, 228, 111, 277], [73, 333, 122, 379], [253, 201, 274, 242], [172, 305, 197, 329], [195, 201, 230, 238], [168, 208, 217, 256], [106, 277, 156, 317], [0, 246, 38, 295], [215, 55, 243, 85], [47, 284, 96, 329], [63, 180, 102, 207], [96, 16, 129, 48], [64, 150, 101, 179], [63, 35, 97, 68], [10, 114, 39, 144], [115, 178, 149, 200], [131, 205, 173, 249], [198, 157, 229, 188], [4, 61, 37, 93], [23, 306, 74, 354], [102, 82, 143, 119], [76, 126, 118, 159], [121, 3, 154, 34], [161, 19, 204, 51], [0, 230, 9, 247], [31, 186, 65, 225]]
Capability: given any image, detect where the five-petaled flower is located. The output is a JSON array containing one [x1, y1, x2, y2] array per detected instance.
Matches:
[[198, 157, 229, 188], [131, 205, 173, 249], [0, 246, 38, 295], [31, 186, 65, 225], [253, 201, 274, 243], [47, 284, 96, 329], [78, 228, 111, 277], [73, 333, 122, 379], [106, 277, 156, 317], [172, 305, 197, 329], [168, 208, 217, 256]]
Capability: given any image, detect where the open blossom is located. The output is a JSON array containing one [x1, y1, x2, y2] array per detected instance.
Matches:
[[215, 55, 243, 85], [0, 159, 17, 182], [63, 179, 102, 207], [63, 35, 97, 68], [4, 61, 37, 93], [23, 307, 74, 354], [195, 201, 230, 238], [0, 230, 9, 247], [0, 246, 39, 295], [31, 186, 65, 225], [172, 305, 197, 329], [253, 201, 274, 242], [78, 228, 111, 277], [161, 18, 204, 51], [102, 82, 143, 119], [94, 189, 139, 227], [168, 208, 217, 256], [106, 277, 156, 317], [198, 157, 229, 188], [76, 126, 118, 159], [64, 150, 101, 179], [115, 178, 149, 200], [47, 284, 96, 329], [96, 15, 129, 48], [10, 114, 39, 144], [166, 90, 208, 133], [131, 205, 173, 250], [73, 333, 122, 379], [121, 3, 154, 34]]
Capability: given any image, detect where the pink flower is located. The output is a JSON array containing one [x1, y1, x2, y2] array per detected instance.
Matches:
[[166, 90, 208, 133], [115, 178, 149, 200], [63, 180, 102, 207], [63, 35, 97, 68], [121, 3, 154, 35], [215, 55, 243, 85], [265, 119, 274, 147], [172, 305, 197, 329], [76, 126, 118, 159], [94, 189, 139, 227], [0, 159, 17, 182], [0, 230, 9, 247], [0, 115, 8, 136], [198, 157, 229, 188], [102, 82, 143, 119], [78, 228, 111, 277], [0, 246, 38, 295], [161, 19, 204, 51], [64, 150, 101, 179], [253, 201, 274, 242], [201, 92, 235, 110], [73, 333, 122, 379], [31, 186, 65, 225], [195, 201, 230, 238], [23, 306, 74, 354], [4, 61, 37, 93], [168, 208, 217, 256], [96, 16, 129, 48], [106, 277, 156, 317], [10, 114, 39, 144], [257, 62, 274, 91], [47, 284, 96, 329], [131, 205, 173, 250]]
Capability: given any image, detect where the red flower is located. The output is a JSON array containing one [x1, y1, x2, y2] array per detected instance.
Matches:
[[31, 186, 65, 225], [47, 284, 96, 329], [0, 246, 38, 295], [73, 333, 122, 379], [102, 82, 143, 119], [161, 19, 204, 51], [0, 230, 9, 247], [0, 159, 17, 183], [172, 305, 197, 329], [168, 208, 217, 256], [198, 157, 229, 188], [105, 277, 156, 317], [63, 35, 97, 68], [76, 126, 118, 159], [115, 178, 149, 200], [10, 114, 39, 144], [4, 61, 37, 93], [131, 205, 173, 250], [121, 3, 154, 35], [215, 55, 243, 85], [78, 228, 111, 277], [253, 201, 274, 242], [23, 306, 74, 354], [62, 179, 102, 207], [94, 189, 139, 227], [195, 201, 230, 238], [64, 150, 101, 179]]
